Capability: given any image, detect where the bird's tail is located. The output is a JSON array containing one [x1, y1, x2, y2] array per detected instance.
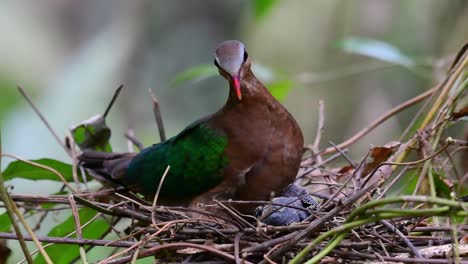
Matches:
[[78, 151, 135, 181]]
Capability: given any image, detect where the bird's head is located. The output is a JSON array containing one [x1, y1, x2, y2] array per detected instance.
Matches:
[[214, 40, 251, 101]]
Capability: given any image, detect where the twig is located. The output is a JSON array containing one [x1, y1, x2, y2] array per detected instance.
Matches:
[[68, 195, 89, 264], [328, 141, 356, 168], [380, 220, 423, 259], [152, 165, 170, 225], [234, 233, 241, 264], [125, 129, 144, 151], [0, 131, 34, 263], [321, 86, 437, 155], [17, 86, 70, 156], [309, 100, 325, 154], [0, 232, 153, 248], [106, 242, 253, 264], [10, 198, 53, 263], [103, 85, 123, 118], [149, 89, 166, 142]]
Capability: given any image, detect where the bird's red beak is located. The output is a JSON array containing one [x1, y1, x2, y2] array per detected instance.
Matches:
[[232, 75, 242, 101]]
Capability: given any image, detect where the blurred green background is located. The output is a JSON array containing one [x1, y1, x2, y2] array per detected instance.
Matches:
[[0, 0, 467, 262]]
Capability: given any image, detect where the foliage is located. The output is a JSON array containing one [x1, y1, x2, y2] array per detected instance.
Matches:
[[253, 0, 279, 21], [34, 207, 110, 264], [2, 158, 77, 182]]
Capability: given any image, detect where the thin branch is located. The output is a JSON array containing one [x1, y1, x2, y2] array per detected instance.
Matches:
[[151, 165, 170, 225], [380, 220, 423, 259], [106, 242, 253, 264], [103, 85, 123, 118], [321, 86, 437, 155], [149, 89, 166, 142], [310, 100, 325, 153], [68, 195, 89, 264], [0, 232, 152, 248], [125, 129, 144, 151], [17, 86, 70, 156], [0, 131, 34, 264]]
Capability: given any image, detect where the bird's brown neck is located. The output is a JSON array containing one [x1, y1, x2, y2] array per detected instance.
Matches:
[[226, 69, 270, 105]]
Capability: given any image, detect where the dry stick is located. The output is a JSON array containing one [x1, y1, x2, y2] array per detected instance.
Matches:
[[420, 52, 467, 130], [298, 151, 344, 180], [380, 219, 423, 259], [307, 100, 325, 157], [399, 87, 438, 142], [329, 141, 356, 168], [17, 86, 71, 156], [0, 131, 34, 263], [0, 232, 151, 248], [234, 233, 241, 264], [68, 195, 89, 264], [103, 85, 123, 118], [214, 200, 260, 231], [149, 89, 166, 142], [396, 52, 468, 165], [314, 148, 371, 214], [100, 218, 212, 264], [376, 165, 410, 199], [151, 165, 170, 226], [66, 130, 83, 191], [125, 129, 144, 151], [10, 199, 53, 264], [1, 153, 78, 193], [106, 242, 253, 264], [321, 86, 437, 155]]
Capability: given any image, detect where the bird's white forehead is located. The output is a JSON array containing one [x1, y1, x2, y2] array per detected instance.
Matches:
[[215, 40, 245, 75]]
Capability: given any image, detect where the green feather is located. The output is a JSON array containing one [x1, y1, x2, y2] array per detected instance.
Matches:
[[125, 121, 228, 198]]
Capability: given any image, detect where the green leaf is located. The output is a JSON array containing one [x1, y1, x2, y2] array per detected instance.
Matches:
[[432, 170, 451, 199], [71, 114, 112, 152], [2, 158, 78, 182], [388, 169, 419, 196], [170, 64, 218, 86], [253, 0, 278, 21], [41, 190, 69, 210], [268, 80, 294, 102], [0, 213, 11, 232], [337, 37, 414, 66], [35, 207, 110, 264]]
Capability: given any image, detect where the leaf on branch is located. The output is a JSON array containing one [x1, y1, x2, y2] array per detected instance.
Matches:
[[0, 213, 11, 232], [34, 207, 110, 264], [337, 37, 414, 66], [70, 114, 112, 152], [452, 105, 468, 120], [2, 158, 80, 182], [361, 142, 400, 177]]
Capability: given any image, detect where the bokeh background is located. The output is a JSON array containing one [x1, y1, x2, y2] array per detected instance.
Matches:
[[0, 0, 466, 262]]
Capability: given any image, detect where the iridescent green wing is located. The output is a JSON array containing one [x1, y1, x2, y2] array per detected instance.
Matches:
[[125, 121, 228, 198]]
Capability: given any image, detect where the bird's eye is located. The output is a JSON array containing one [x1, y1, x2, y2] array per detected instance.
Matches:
[[214, 59, 220, 68], [243, 50, 248, 63]]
